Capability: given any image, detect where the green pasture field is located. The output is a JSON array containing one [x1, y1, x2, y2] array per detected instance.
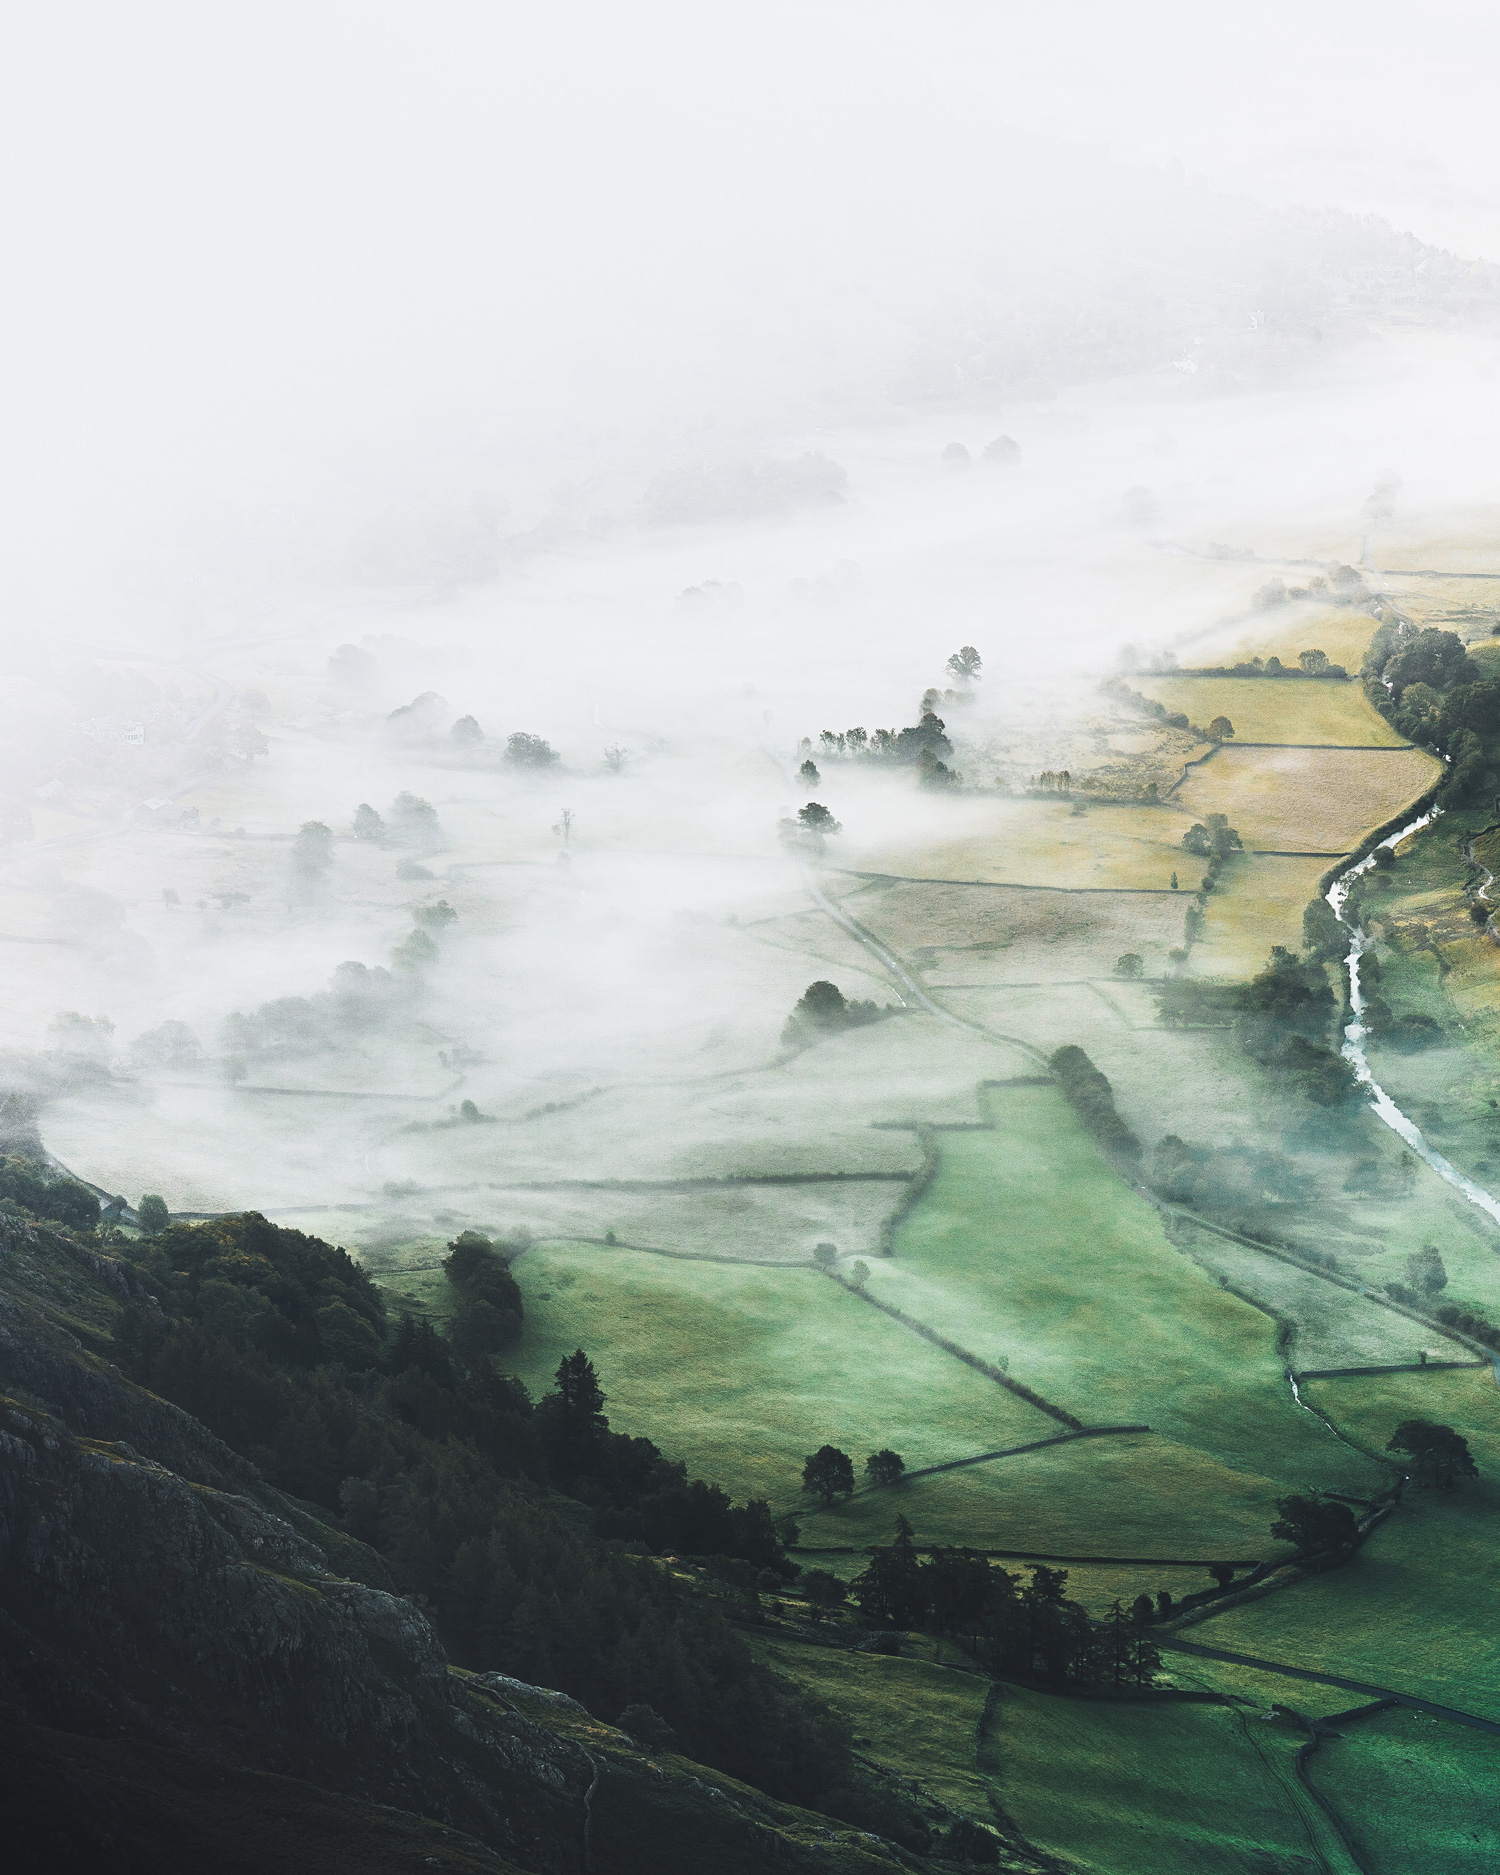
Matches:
[[1142, 674, 1407, 747], [982, 1683, 1344, 1875], [1174, 745, 1441, 854], [498, 1241, 1059, 1502], [858, 1083, 1383, 1499], [1189, 1367, 1500, 1722], [1170, 1221, 1448, 1372], [795, 1429, 1316, 1557], [1311, 1704, 1500, 1873], [743, 1633, 994, 1819]]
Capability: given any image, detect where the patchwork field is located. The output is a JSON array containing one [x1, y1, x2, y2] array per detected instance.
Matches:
[[1142, 674, 1407, 747], [500, 1240, 1061, 1501]]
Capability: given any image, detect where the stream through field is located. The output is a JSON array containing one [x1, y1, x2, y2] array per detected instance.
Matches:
[[1329, 810, 1500, 1233]]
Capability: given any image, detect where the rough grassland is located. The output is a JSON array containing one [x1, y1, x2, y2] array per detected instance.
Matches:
[[843, 797, 1190, 892], [1312, 1705, 1500, 1873], [743, 1634, 994, 1820], [1190, 1367, 1500, 1721], [1175, 745, 1441, 852], [1188, 853, 1334, 977], [983, 1684, 1341, 1875], [862, 1084, 1381, 1500], [503, 1241, 1058, 1501], [1142, 675, 1408, 747]]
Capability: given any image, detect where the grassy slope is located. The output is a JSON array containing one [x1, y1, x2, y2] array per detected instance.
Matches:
[[504, 1241, 1059, 1502], [744, 1632, 995, 1820], [1188, 1367, 1500, 1721], [858, 1084, 1380, 1496], [1312, 1705, 1500, 1873], [982, 1685, 1346, 1875]]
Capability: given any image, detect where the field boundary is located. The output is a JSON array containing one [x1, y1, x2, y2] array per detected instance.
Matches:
[[822, 1268, 1085, 1429], [838, 871, 1182, 897], [1155, 1637, 1500, 1736]]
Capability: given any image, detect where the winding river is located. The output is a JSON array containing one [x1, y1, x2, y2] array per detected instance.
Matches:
[[1329, 809, 1500, 1231]]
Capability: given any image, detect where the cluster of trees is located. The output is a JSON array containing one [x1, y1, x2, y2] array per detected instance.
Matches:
[[1363, 621, 1500, 799], [1355, 946, 1443, 1053], [1100, 677, 1192, 732], [444, 1231, 524, 1360], [1184, 649, 1350, 680], [1435, 1301, 1500, 1352], [798, 709, 961, 790], [1150, 1136, 1305, 1212], [1181, 814, 1243, 862], [105, 1214, 853, 1806], [352, 792, 445, 852], [220, 957, 412, 1060], [1270, 1494, 1359, 1554], [1388, 1418, 1477, 1488], [1049, 1045, 1141, 1160], [807, 1520, 1162, 1689], [1156, 945, 1356, 1106], [799, 1444, 906, 1503], [1252, 565, 1365, 610], [1381, 1244, 1448, 1307], [782, 981, 894, 1049], [0, 1153, 101, 1231]]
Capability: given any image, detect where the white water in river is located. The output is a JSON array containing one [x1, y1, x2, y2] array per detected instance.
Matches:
[[1329, 809, 1500, 1230]]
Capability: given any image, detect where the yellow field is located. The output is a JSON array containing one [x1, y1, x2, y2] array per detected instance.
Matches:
[[1175, 746, 1440, 853], [1189, 855, 1335, 978], [843, 797, 1188, 891], [1141, 676, 1405, 748], [1201, 604, 1379, 675]]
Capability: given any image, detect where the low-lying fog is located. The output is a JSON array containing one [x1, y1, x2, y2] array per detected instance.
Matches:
[[5, 5, 1500, 1253]]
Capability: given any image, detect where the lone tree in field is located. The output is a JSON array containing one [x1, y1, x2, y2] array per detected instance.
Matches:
[[1299, 649, 1330, 674], [1207, 716, 1235, 742], [1114, 953, 1144, 979], [782, 980, 888, 1048], [1406, 1245, 1448, 1295], [137, 1193, 169, 1235], [352, 802, 385, 842], [1208, 1561, 1236, 1589], [1387, 1419, 1478, 1488], [802, 1444, 855, 1506], [292, 820, 334, 879], [1270, 1493, 1359, 1555], [946, 646, 982, 685], [866, 1448, 906, 1487], [797, 801, 842, 835], [799, 759, 821, 786], [505, 731, 560, 768]]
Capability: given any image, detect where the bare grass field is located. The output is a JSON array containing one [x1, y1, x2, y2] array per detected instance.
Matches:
[[984, 1681, 1341, 1875], [1196, 603, 1379, 675], [1174, 745, 1440, 852], [1311, 1704, 1500, 1873], [1140, 674, 1406, 747]]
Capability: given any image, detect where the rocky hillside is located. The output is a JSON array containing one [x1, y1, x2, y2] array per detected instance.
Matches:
[[0, 1215, 1005, 1874]]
